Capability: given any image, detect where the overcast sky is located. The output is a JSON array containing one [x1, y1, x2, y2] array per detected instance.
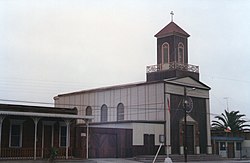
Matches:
[[0, 0, 250, 120]]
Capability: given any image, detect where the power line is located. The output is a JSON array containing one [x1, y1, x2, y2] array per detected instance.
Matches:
[[0, 98, 224, 118]]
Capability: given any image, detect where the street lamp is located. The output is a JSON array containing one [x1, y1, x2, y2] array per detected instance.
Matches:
[[183, 86, 195, 162], [184, 86, 188, 162]]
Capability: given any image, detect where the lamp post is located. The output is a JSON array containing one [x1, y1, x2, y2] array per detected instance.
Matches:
[[183, 86, 196, 162], [183, 86, 187, 162]]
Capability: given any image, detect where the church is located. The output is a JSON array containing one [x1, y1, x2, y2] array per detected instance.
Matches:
[[54, 16, 212, 158]]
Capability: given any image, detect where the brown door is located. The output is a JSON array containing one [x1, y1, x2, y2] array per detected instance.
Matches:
[[227, 142, 235, 158], [186, 125, 194, 154], [90, 133, 117, 158], [44, 125, 52, 158], [144, 134, 155, 155]]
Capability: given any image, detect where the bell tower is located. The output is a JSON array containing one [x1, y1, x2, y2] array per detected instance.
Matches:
[[146, 12, 199, 81]]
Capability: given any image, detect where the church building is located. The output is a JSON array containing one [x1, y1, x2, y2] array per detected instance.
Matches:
[[54, 17, 212, 158]]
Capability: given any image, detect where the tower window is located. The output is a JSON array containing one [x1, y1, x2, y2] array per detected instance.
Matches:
[[162, 42, 169, 64], [101, 104, 108, 122], [178, 43, 184, 63]]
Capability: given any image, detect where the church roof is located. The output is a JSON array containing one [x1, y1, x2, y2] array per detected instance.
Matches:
[[154, 21, 190, 38]]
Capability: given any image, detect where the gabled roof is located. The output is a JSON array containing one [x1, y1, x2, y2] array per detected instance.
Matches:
[[164, 76, 210, 90], [154, 21, 190, 38]]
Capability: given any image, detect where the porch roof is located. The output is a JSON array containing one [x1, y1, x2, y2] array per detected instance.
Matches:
[[0, 110, 93, 121]]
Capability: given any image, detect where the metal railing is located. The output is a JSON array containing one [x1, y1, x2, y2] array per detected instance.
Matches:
[[146, 62, 199, 73], [0, 147, 72, 159]]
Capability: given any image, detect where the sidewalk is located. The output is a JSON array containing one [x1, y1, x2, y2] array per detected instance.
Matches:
[[0, 158, 141, 163], [1, 158, 250, 163]]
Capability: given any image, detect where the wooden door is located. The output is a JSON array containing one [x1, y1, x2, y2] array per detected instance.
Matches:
[[90, 133, 117, 158], [227, 142, 235, 158], [44, 125, 52, 158], [144, 134, 155, 155], [186, 125, 194, 154]]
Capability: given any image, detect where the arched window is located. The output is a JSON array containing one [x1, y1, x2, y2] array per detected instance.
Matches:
[[86, 106, 92, 122], [178, 43, 184, 63], [162, 42, 169, 64], [117, 103, 124, 121], [100, 104, 108, 122]]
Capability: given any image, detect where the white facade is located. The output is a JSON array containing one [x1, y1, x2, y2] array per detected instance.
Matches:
[[55, 82, 165, 124], [54, 77, 211, 155]]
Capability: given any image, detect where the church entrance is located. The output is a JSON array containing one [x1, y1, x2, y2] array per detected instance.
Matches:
[[186, 125, 194, 154]]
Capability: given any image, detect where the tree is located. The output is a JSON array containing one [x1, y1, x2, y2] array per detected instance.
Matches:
[[212, 110, 250, 133]]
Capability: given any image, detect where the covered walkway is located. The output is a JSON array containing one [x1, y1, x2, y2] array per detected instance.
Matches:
[[0, 104, 93, 160]]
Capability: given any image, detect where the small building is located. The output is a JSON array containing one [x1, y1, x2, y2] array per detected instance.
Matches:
[[211, 129, 250, 158], [0, 103, 92, 160], [54, 19, 212, 158]]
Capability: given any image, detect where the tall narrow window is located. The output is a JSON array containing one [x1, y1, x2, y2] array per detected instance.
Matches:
[[101, 104, 108, 122], [10, 124, 22, 147], [60, 125, 67, 147], [86, 106, 92, 122], [162, 42, 169, 64], [117, 103, 124, 121], [9, 120, 23, 148], [178, 43, 184, 63]]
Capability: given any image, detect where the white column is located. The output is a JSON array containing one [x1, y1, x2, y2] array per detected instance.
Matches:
[[206, 99, 212, 154], [0, 116, 5, 157], [64, 119, 71, 159], [41, 123, 44, 158], [51, 125, 54, 147], [32, 117, 40, 160]]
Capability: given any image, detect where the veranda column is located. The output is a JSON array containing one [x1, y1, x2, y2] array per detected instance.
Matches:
[[41, 123, 44, 158], [64, 119, 71, 159], [32, 117, 40, 160], [0, 116, 5, 157]]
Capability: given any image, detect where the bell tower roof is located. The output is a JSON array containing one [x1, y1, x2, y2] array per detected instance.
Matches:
[[146, 14, 199, 82], [154, 21, 190, 38]]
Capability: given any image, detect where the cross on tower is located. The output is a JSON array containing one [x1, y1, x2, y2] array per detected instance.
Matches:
[[170, 11, 174, 22]]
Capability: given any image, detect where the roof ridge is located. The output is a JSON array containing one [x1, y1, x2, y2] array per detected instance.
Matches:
[[155, 21, 190, 38]]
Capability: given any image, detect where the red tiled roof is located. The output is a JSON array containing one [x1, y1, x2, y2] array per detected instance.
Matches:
[[154, 21, 190, 38]]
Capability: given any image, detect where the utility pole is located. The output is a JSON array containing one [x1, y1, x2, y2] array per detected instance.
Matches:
[[224, 97, 229, 112], [184, 86, 187, 162]]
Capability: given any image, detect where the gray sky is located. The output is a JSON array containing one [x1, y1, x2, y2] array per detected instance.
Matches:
[[1, 0, 250, 120]]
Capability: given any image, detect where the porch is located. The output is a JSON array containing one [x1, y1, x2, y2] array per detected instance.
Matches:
[[0, 104, 93, 160]]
